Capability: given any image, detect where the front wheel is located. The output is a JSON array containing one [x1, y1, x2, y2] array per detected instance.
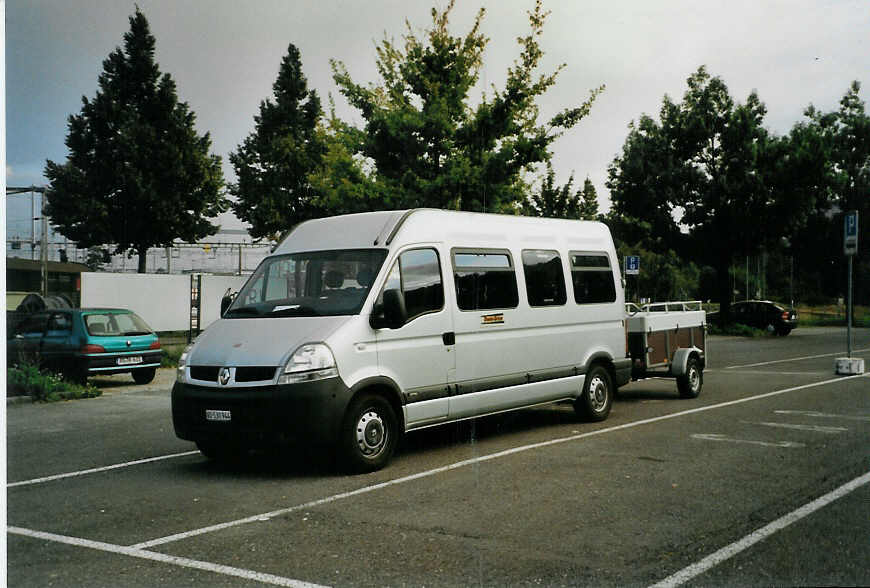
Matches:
[[677, 357, 703, 398], [339, 393, 399, 473], [196, 441, 244, 462], [574, 364, 613, 422], [132, 367, 156, 384]]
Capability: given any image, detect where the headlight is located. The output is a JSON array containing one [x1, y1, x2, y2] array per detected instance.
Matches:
[[278, 343, 338, 384], [176, 344, 193, 382]]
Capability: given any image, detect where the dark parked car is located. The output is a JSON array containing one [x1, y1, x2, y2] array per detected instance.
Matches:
[[725, 300, 798, 336], [7, 308, 162, 383]]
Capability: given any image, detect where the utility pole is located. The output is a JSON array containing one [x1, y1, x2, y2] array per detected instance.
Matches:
[[40, 195, 48, 296]]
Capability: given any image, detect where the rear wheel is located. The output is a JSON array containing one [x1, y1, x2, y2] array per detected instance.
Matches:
[[677, 357, 702, 398], [339, 393, 398, 473], [132, 367, 156, 385], [574, 364, 613, 422]]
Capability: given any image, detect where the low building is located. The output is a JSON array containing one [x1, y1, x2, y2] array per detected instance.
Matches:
[[6, 257, 90, 309]]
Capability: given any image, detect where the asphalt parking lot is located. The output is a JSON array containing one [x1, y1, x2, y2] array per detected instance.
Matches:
[[7, 327, 870, 587]]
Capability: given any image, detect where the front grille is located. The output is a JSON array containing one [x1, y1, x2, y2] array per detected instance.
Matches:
[[188, 365, 277, 383], [236, 366, 277, 382], [190, 366, 220, 382]]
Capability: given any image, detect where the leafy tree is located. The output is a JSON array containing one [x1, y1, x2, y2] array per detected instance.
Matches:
[[44, 8, 226, 273], [85, 246, 112, 271], [229, 44, 327, 240], [522, 164, 598, 220], [331, 0, 604, 212], [308, 101, 388, 216], [579, 177, 600, 220], [831, 82, 870, 220], [788, 82, 869, 302], [608, 66, 805, 322], [606, 113, 686, 251], [615, 242, 701, 303]]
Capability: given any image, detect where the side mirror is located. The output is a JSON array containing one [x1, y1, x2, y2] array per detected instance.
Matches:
[[220, 292, 236, 317], [370, 288, 406, 329]]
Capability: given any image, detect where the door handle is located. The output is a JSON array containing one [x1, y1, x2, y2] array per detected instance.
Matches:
[[442, 331, 455, 346]]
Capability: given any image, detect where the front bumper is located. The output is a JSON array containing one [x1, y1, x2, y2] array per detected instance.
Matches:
[[82, 350, 163, 374], [171, 377, 352, 447]]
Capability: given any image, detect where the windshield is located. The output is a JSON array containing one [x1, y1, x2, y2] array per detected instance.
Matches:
[[225, 249, 388, 318], [85, 312, 153, 336]]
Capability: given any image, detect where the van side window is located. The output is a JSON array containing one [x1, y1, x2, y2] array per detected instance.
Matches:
[[452, 250, 519, 311], [570, 252, 616, 304], [399, 248, 444, 320], [522, 250, 566, 307]]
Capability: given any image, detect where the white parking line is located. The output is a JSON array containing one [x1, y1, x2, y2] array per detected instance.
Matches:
[[725, 348, 870, 370], [690, 434, 804, 448], [775, 410, 870, 422], [133, 372, 869, 550], [746, 421, 848, 434], [649, 470, 870, 587], [8, 526, 327, 588], [7, 451, 200, 488]]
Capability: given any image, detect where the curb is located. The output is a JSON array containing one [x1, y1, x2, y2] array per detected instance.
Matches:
[[7, 395, 33, 406]]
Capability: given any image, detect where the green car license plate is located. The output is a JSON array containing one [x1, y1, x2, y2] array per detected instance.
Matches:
[[117, 356, 143, 366]]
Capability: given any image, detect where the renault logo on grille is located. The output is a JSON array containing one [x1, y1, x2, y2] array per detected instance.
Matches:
[[219, 367, 231, 386]]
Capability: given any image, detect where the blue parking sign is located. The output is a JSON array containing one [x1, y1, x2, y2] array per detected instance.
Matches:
[[625, 255, 640, 275], [844, 211, 858, 255]]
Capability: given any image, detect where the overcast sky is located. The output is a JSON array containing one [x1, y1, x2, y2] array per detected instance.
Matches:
[[6, 0, 869, 239]]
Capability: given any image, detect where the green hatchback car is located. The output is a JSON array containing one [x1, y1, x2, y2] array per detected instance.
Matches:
[[8, 308, 163, 384]]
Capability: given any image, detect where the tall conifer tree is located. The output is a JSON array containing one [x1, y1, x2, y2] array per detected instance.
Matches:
[[229, 44, 326, 240], [45, 8, 226, 272]]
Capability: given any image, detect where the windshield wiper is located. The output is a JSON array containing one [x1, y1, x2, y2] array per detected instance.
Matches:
[[123, 331, 151, 336], [269, 305, 320, 317]]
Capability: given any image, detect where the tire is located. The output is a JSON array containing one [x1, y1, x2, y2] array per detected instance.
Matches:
[[66, 365, 88, 385], [196, 441, 244, 462], [132, 367, 156, 385], [574, 364, 613, 422], [776, 326, 792, 336], [339, 393, 399, 473], [677, 356, 703, 399]]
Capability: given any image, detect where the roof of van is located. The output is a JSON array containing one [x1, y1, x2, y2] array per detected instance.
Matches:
[[272, 209, 613, 254]]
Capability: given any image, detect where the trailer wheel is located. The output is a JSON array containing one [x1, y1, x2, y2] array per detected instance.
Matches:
[[677, 357, 703, 398], [575, 364, 613, 422], [339, 393, 398, 473]]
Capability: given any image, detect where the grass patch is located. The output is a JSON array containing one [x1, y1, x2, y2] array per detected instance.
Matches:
[[707, 322, 765, 337], [160, 344, 186, 368], [7, 363, 102, 402], [796, 304, 869, 327]]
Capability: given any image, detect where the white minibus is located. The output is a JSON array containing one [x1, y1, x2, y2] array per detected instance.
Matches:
[[172, 209, 632, 471]]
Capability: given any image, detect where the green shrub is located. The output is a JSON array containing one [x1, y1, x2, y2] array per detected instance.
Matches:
[[160, 344, 185, 368], [707, 322, 765, 337], [7, 363, 102, 402]]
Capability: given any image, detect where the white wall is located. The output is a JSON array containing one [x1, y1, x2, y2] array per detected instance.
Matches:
[[80, 273, 248, 332], [201, 275, 249, 329]]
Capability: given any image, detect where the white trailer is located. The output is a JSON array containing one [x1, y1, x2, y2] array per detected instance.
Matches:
[[625, 301, 707, 398]]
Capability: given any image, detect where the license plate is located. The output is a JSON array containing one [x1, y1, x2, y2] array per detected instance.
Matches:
[[205, 409, 232, 422], [117, 356, 143, 366]]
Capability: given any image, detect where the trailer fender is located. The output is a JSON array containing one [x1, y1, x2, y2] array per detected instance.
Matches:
[[670, 347, 704, 377]]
